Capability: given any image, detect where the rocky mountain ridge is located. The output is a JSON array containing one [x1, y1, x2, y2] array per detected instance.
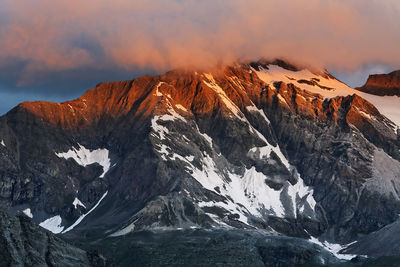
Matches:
[[357, 70, 400, 96], [0, 60, 400, 263]]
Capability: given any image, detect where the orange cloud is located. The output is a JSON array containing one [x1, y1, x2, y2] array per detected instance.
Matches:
[[1, 0, 400, 81]]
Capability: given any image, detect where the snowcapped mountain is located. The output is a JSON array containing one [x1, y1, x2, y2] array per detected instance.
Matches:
[[0, 59, 400, 264]]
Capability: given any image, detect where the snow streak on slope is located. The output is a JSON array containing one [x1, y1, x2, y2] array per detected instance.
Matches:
[[151, 82, 189, 144], [254, 65, 400, 128], [175, 104, 188, 112], [73, 197, 86, 209], [192, 148, 316, 224], [203, 73, 247, 122], [308, 236, 358, 260], [248, 145, 290, 170], [56, 144, 111, 178], [150, 96, 316, 225], [151, 116, 170, 141], [62, 191, 108, 233], [39, 215, 64, 234], [246, 105, 270, 124]]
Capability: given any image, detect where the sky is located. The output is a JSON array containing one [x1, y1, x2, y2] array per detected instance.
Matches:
[[0, 0, 400, 115]]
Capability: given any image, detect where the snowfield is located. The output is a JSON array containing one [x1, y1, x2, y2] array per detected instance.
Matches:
[[39, 215, 64, 234], [56, 144, 111, 178], [255, 65, 400, 128]]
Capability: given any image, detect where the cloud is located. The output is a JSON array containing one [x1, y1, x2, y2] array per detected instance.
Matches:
[[1, 0, 400, 86]]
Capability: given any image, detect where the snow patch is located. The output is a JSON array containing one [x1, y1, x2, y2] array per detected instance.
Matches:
[[248, 146, 273, 160], [195, 124, 213, 147], [309, 236, 357, 261], [110, 220, 137, 237], [355, 107, 375, 121], [154, 142, 195, 164], [186, 155, 195, 161], [246, 105, 270, 124], [151, 97, 189, 142], [23, 208, 33, 218], [228, 76, 246, 90], [62, 191, 108, 233], [203, 73, 246, 122], [287, 176, 316, 218], [190, 153, 316, 224], [151, 116, 170, 140], [73, 197, 86, 209], [39, 215, 64, 234], [154, 82, 164, 97], [56, 144, 111, 178], [175, 104, 188, 112], [248, 145, 290, 170], [277, 94, 289, 106]]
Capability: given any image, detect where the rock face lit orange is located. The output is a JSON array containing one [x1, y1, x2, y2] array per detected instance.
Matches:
[[16, 62, 397, 146], [357, 70, 400, 96]]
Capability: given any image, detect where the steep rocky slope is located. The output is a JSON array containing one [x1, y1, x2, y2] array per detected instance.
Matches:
[[344, 218, 400, 258], [0, 60, 400, 263], [0, 208, 110, 266], [357, 70, 400, 96]]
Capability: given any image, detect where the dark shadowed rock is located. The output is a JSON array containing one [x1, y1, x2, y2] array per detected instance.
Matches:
[[0, 208, 112, 266]]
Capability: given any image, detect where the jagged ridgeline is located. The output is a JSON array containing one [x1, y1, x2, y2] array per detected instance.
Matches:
[[0, 59, 400, 265]]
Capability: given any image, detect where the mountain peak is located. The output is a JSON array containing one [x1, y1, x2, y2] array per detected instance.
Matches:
[[356, 70, 400, 96], [2, 58, 400, 263], [8, 60, 399, 132]]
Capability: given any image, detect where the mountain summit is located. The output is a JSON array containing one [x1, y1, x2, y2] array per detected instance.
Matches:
[[357, 70, 400, 96], [1, 60, 400, 264]]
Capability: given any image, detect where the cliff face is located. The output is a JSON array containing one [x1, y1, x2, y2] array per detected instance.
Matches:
[[357, 70, 400, 96]]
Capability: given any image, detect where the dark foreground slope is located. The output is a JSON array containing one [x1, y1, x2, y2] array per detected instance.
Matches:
[[72, 229, 341, 267], [0, 208, 111, 266], [65, 229, 400, 267]]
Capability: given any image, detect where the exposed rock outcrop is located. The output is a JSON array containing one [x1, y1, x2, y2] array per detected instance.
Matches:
[[0, 209, 111, 266], [357, 70, 400, 96]]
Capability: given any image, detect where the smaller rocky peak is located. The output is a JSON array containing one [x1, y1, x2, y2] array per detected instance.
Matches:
[[357, 70, 400, 96]]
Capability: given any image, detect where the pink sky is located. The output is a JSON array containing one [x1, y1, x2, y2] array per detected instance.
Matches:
[[1, 0, 400, 82]]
